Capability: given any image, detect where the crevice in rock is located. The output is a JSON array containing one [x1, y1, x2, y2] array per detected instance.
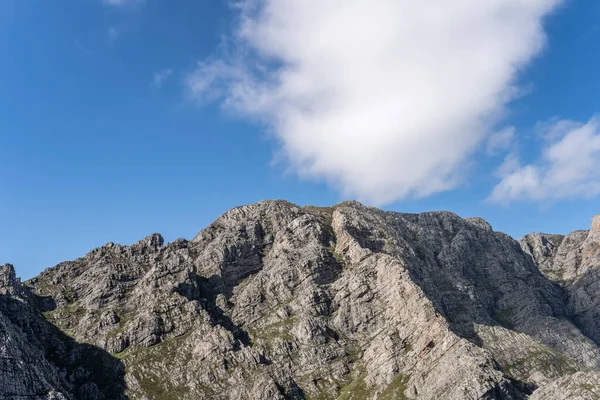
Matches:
[[175, 274, 252, 348]]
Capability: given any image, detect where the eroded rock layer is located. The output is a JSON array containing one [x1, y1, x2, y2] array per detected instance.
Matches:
[[2, 201, 600, 399]]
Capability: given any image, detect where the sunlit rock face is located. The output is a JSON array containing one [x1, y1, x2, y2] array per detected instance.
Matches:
[[2, 201, 600, 399]]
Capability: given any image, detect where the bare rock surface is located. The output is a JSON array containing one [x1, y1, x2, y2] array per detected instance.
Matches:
[[529, 371, 600, 400], [2, 201, 600, 399], [0, 264, 126, 399], [520, 214, 600, 346]]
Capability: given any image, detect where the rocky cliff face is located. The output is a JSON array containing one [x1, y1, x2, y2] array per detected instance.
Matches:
[[520, 215, 600, 348], [2, 201, 600, 399], [0, 263, 125, 399]]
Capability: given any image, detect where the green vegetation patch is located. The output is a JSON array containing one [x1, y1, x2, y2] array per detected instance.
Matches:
[[337, 373, 371, 400], [329, 246, 345, 264], [249, 316, 297, 343], [121, 333, 197, 399], [131, 371, 193, 400], [379, 374, 410, 400], [503, 348, 579, 380]]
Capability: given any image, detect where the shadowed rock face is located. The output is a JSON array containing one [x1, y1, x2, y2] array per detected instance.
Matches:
[[520, 214, 600, 347], [2, 201, 600, 399], [0, 264, 126, 400]]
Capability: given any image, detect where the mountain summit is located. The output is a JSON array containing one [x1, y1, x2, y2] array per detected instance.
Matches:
[[2, 201, 600, 399]]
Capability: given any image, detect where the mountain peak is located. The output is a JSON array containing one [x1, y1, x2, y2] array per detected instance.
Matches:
[[2, 202, 600, 400], [592, 214, 600, 233], [0, 263, 19, 295], [133, 232, 164, 249]]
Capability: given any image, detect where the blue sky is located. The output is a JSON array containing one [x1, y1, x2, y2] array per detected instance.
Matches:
[[1, 0, 600, 280]]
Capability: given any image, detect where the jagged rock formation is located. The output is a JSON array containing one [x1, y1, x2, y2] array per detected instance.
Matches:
[[0, 264, 125, 399], [520, 215, 600, 347], [2, 200, 600, 399]]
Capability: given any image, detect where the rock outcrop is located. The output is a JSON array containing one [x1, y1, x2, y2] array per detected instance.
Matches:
[[2, 201, 600, 399], [0, 264, 126, 399], [520, 214, 600, 346]]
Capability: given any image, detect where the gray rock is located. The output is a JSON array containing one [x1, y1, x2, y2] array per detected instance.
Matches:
[[0, 264, 126, 399], [2, 201, 600, 399], [520, 215, 600, 346], [529, 371, 600, 399]]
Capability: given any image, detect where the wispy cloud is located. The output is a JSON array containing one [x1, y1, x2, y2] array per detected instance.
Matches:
[[74, 39, 95, 56], [153, 69, 173, 88], [187, 60, 246, 103], [186, 0, 563, 205], [108, 26, 119, 43], [486, 127, 516, 155], [490, 116, 600, 204], [102, 0, 144, 7]]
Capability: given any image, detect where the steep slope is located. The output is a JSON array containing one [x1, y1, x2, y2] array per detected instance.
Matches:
[[2, 201, 599, 399], [520, 215, 600, 346], [0, 264, 126, 400], [1, 264, 69, 400], [528, 371, 600, 399]]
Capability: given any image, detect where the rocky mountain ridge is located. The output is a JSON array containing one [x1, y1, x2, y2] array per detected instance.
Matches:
[[1, 200, 600, 399]]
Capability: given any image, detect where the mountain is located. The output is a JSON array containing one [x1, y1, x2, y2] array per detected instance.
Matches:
[[2, 200, 600, 399]]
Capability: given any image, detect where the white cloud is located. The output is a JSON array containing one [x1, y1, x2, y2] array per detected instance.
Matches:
[[188, 0, 562, 204], [490, 116, 600, 203], [495, 151, 520, 178], [187, 60, 247, 103], [535, 117, 583, 141], [486, 126, 516, 155], [153, 69, 173, 88]]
